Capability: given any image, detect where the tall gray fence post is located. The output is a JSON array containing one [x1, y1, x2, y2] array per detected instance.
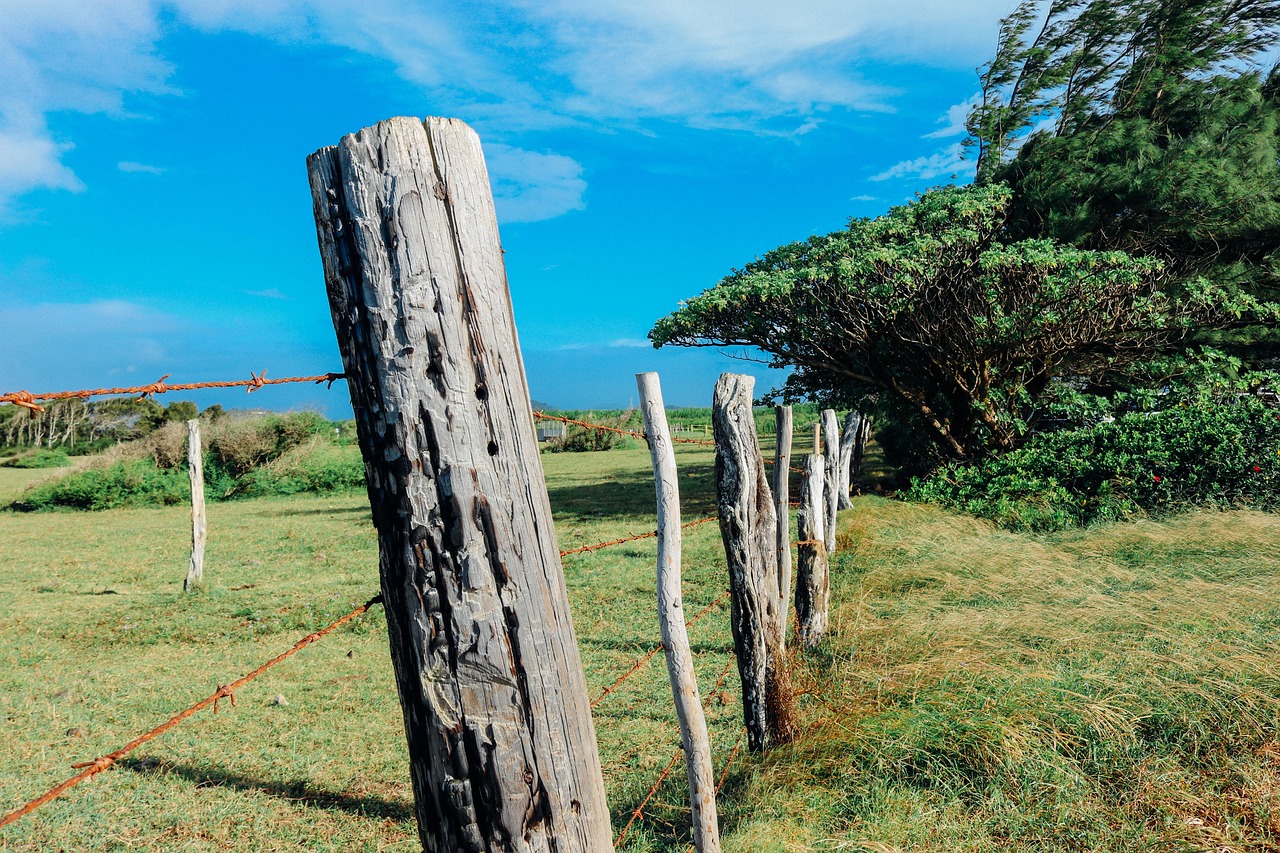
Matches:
[[713, 373, 796, 752], [821, 410, 840, 552], [773, 405, 793, 644], [184, 419, 206, 592], [308, 116, 611, 853], [637, 372, 721, 852], [837, 411, 860, 510]]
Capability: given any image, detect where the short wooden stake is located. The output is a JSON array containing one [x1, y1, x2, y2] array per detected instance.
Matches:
[[184, 419, 206, 593], [821, 410, 840, 553], [773, 405, 793, 643], [796, 454, 829, 648], [713, 373, 796, 752], [637, 372, 721, 853], [309, 116, 611, 852]]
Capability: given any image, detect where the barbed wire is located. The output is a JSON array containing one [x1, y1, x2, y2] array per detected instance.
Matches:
[[613, 655, 738, 848], [0, 594, 381, 830], [590, 588, 731, 709], [0, 371, 348, 412], [560, 515, 717, 558], [533, 410, 717, 447]]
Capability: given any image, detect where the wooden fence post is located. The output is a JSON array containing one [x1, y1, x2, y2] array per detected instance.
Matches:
[[184, 419, 205, 593], [821, 410, 840, 553], [713, 373, 796, 752], [795, 454, 829, 648], [773, 405, 793, 641], [853, 415, 873, 485], [637, 372, 721, 853], [308, 116, 611, 853], [812, 421, 821, 455], [836, 412, 860, 510]]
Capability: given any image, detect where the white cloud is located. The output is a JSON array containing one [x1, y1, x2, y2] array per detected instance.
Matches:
[[245, 287, 289, 300], [118, 161, 165, 174], [871, 141, 973, 183], [484, 143, 587, 223], [923, 94, 981, 139], [0, 0, 1014, 219], [850, 194, 877, 202]]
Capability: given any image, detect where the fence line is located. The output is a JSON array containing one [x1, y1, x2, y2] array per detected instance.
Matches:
[[0, 371, 348, 412], [0, 594, 382, 830], [560, 515, 717, 558], [613, 655, 739, 848]]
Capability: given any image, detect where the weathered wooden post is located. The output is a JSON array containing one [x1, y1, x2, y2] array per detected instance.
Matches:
[[821, 409, 840, 553], [812, 421, 821, 455], [773, 405, 793, 640], [795, 454, 829, 648], [637, 372, 721, 852], [836, 411, 860, 510], [184, 419, 206, 593], [308, 116, 611, 852], [713, 373, 796, 752], [853, 415, 873, 484]]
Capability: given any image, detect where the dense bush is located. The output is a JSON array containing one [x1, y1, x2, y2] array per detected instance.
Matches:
[[541, 411, 640, 453], [1, 448, 71, 469], [906, 396, 1280, 531], [5, 412, 357, 511]]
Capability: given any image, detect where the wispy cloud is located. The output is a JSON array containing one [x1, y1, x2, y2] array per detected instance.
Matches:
[[118, 161, 166, 174], [850, 194, 877, 202], [484, 143, 588, 223], [923, 94, 980, 139], [871, 141, 973, 183], [245, 287, 289, 300]]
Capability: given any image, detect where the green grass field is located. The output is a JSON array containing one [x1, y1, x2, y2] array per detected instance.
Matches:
[[2, 445, 1279, 851]]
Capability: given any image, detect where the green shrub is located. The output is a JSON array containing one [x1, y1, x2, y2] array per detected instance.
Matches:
[[238, 444, 366, 497], [541, 410, 640, 453], [9, 460, 189, 511], [1, 448, 71, 469], [906, 397, 1280, 531]]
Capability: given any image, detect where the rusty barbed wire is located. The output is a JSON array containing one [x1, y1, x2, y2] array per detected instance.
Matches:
[[0, 371, 348, 413], [532, 410, 716, 447], [613, 655, 738, 848], [0, 594, 382, 830], [681, 726, 749, 853], [590, 588, 731, 709], [559, 515, 717, 558]]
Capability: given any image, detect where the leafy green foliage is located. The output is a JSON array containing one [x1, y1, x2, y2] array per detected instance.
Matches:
[[653, 184, 1263, 465], [540, 410, 641, 453], [0, 448, 70, 469], [907, 390, 1280, 531]]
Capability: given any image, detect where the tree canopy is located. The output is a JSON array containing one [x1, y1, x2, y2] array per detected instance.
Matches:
[[651, 185, 1263, 463], [968, 0, 1280, 299]]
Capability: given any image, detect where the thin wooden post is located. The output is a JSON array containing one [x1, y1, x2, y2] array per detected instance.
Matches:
[[821, 409, 840, 553], [184, 419, 205, 593], [637, 372, 720, 853], [812, 421, 821, 454], [796, 454, 829, 648], [837, 411, 860, 510], [853, 415, 873, 485], [713, 373, 796, 752], [308, 116, 611, 853], [773, 405, 793, 641]]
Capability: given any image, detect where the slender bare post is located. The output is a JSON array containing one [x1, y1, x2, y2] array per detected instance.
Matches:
[[308, 116, 611, 853], [837, 412, 860, 510], [821, 410, 840, 553], [796, 454, 829, 648], [184, 419, 206, 593], [853, 415, 873, 485], [637, 372, 721, 853], [812, 421, 821, 454], [773, 405, 793, 641], [713, 373, 796, 752]]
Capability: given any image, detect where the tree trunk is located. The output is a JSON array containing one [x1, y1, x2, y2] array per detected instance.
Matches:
[[795, 454, 829, 649], [821, 410, 840, 553], [184, 419, 206, 593], [836, 411, 859, 510], [308, 115, 611, 853], [712, 373, 796, 752], [636, 372, 721, 853], [773, 405, 793, 648]]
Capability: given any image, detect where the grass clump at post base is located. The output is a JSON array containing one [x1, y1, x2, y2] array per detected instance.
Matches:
[[5, 412, 364, 511]]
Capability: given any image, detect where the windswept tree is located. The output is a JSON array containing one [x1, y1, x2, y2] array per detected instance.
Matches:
[[968, 0, 1280, 300], [651, 185, 1263, 465]]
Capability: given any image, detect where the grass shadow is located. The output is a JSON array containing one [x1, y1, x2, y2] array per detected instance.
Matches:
[[118, 757, 413, 822]]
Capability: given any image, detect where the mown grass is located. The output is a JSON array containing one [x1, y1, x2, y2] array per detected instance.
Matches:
[[2, 447, 1280, 851]]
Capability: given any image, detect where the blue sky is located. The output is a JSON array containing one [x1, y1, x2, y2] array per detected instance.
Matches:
[[0, 0, 1016, 414]]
